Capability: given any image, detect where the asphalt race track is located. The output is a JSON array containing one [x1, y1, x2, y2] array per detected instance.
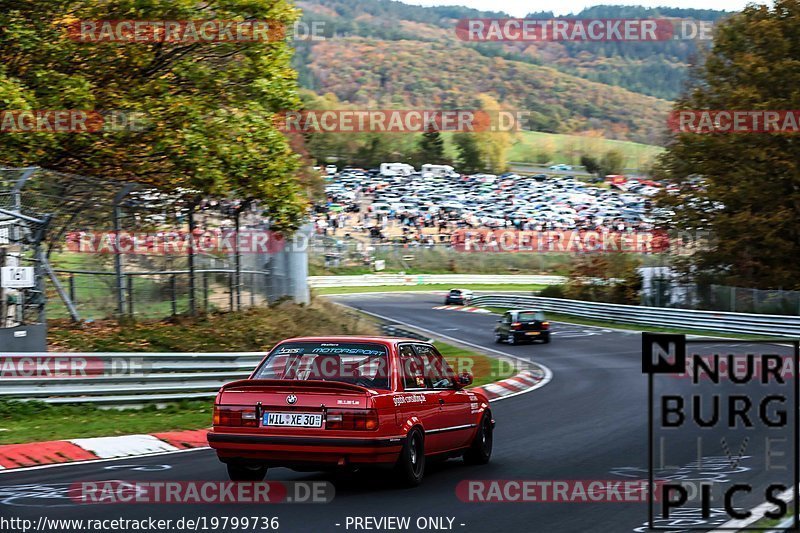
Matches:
[[0, 293, 795, 533]]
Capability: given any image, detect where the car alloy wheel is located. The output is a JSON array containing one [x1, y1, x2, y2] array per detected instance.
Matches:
[[507, 333, 516, 345], [464, 414, 493, 465], [396, 428, 425, 486]]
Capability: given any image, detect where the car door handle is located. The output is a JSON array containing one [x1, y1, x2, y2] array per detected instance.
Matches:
[[438, 398, 445, 405]]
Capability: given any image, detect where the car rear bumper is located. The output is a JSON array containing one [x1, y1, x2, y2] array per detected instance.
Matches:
[[512, 331, 547, 341], [208, 432, 406, 465]]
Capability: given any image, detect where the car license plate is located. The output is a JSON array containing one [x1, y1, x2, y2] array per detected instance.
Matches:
[[263, 412, 322, 428], [525, 331, 540, 336]]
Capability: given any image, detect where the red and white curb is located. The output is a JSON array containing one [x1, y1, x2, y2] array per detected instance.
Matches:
[[0, 368, 546, 473], [432, 305, 492, 314], [0, 429, 209, 471], [471, 369, 545, 402]]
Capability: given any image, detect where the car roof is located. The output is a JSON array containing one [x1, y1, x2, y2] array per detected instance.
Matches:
[[277, 336, 428, 346], [507, 309, 542, 313]]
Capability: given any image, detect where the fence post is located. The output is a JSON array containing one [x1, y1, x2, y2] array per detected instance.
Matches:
[[170, 275, 177, 316], [730, 286, 736, 312], [126, 276, 134, 317], [187, 198, 200, 316], [229, 272, 234, 311], [250, 273, 255, 307], [203, 272, 209, 311], [113, 184, 135, 318], [69, 274, 76, 306], [234, 207, 242, 311]]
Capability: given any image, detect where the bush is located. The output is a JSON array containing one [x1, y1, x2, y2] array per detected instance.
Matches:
[[538, 285, 565, 298]]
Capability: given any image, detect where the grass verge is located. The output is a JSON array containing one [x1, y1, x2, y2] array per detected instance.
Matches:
[[0, 400, 212, 445], [314, 284, 546, 295]]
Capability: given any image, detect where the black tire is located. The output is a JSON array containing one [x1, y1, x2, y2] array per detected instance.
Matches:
[[506, 333, 516, 345], [542, 334, 551, 344], [226, 463, 268, 481], [464, 414, 493, 465], [395, 428, 425, 487]]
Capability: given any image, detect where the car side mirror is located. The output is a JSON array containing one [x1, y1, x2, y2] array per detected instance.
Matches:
[[457, 371, 473, 387]]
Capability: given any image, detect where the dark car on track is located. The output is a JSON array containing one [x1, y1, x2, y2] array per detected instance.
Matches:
[[209, 336, 493, 487], [494, 309, 550, 345], [444, 288, 473, 305]]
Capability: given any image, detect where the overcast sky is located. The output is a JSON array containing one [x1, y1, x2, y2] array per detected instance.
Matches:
[[406, 0, 767, 17]]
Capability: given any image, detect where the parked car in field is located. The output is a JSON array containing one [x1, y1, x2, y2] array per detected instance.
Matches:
[[209, 337, 493, 486], [445, 289, 474, 305], [494, 309, 551, 344]]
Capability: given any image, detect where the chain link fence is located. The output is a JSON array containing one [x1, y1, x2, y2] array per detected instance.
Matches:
[[643, 278, 800, 315], [0, 167, 310, 326]]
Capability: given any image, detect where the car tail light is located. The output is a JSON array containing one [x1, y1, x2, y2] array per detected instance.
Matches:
[[510, 322, 521, 329], [325, 409, 379, 431], [541, 321, 550, 330], [213, 405, 258, 427]]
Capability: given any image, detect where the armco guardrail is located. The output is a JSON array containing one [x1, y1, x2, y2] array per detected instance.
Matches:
[[471, 295, 800, 337], [0, 328, 428, 405], [0, 352, 265, 405], [309, 274, 566, 288]]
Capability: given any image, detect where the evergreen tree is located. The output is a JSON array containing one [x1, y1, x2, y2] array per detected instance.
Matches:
[[416, 124, 447, 165], [453, 133, 485, 174]]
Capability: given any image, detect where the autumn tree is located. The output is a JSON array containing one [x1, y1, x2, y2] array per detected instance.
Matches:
[[0, 0, 312, 229], [473, 94, 512, 174], [656, 0, 800, 289]]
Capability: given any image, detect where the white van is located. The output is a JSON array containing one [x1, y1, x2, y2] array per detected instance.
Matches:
[[420, 164, 456, 178], [380, 162, 415, 177]]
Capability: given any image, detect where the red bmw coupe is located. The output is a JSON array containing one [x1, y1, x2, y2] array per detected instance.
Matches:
[[208, 336, 493, 486]]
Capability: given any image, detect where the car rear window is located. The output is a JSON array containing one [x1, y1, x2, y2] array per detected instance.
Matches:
[[253, 342, 390, 390], [518, 311, 545, 322], [449, 290, 462, 295]]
